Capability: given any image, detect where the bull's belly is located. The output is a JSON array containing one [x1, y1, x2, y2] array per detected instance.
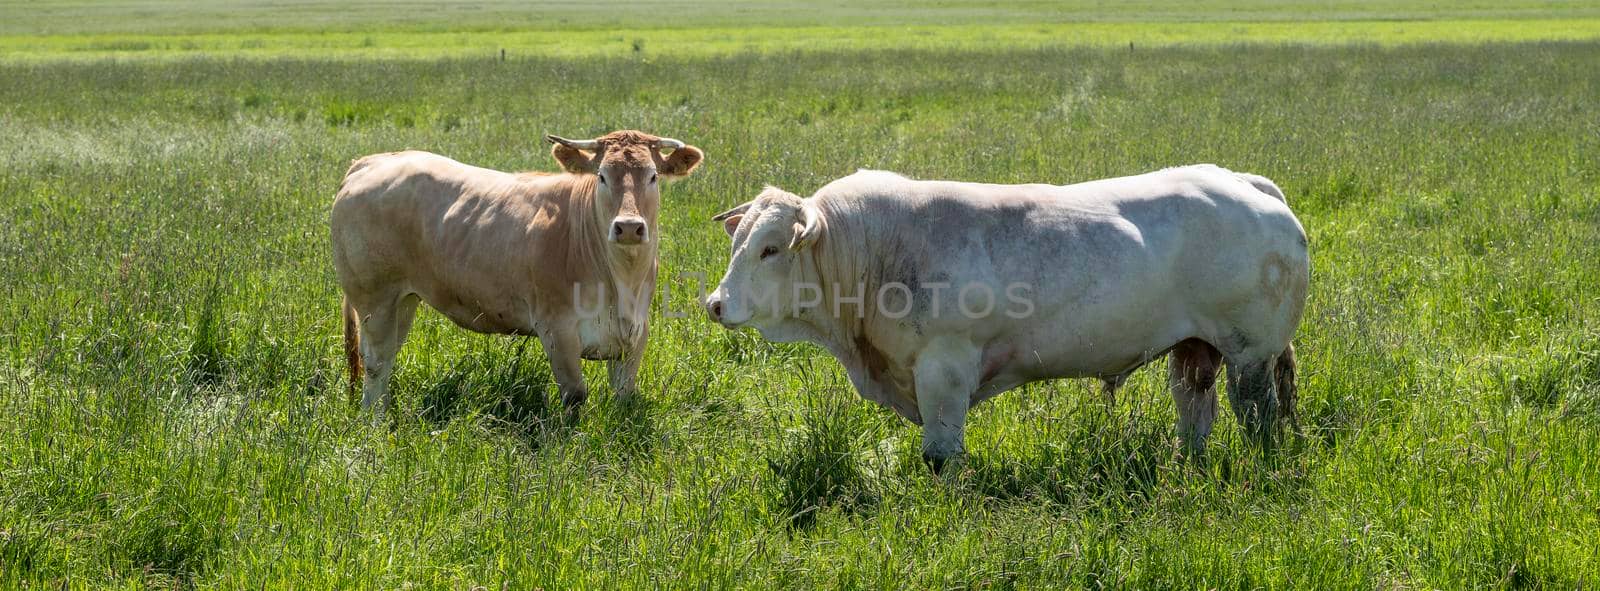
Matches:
[[973, 310, 1196, 399]]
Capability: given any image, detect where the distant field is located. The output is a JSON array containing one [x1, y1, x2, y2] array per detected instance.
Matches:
[[2, 2, 1599, 589], [6, 19, 1600, 61], [4, 0, 1600, 61], [5, 0, 1600, 35]]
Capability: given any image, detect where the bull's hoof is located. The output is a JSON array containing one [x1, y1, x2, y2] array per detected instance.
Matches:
[[922, 453, 968, 476], [559, 392, 587, 425]]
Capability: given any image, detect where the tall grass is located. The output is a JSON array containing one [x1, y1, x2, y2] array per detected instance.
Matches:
[[1, 41, 1597, 587]]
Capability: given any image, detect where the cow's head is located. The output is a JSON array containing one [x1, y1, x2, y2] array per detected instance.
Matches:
[[704, 187, 826, 338], [546, 130, 703, 248]]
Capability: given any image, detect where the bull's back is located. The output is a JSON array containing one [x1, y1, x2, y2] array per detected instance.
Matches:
[[840, 167, 1305, 366]]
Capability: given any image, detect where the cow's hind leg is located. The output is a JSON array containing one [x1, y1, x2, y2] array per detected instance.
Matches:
[[357, 293, 420, 421], [1168, 338, 1223, 454], [1224, 352, 1280, 448]]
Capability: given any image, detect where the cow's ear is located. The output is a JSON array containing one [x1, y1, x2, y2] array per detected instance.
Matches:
[[659, 145, 704, 178], [550, 143, 598, 173], [789, 202, 825, 251], [712, 202, 751, 239]]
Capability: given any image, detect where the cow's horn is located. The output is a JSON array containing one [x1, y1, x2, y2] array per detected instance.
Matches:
[[655, 137, 685, 150], [546, 135, 601, 150]]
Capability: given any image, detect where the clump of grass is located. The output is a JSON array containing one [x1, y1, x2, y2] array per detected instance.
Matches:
[[184, 276, 228, 385], [322, 99, 384, 127], [766, 391, 879, 529], [1495, 339, 1600, 408]]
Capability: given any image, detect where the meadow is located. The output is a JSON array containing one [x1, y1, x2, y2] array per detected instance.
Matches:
[[2, 2, 1599, 588]]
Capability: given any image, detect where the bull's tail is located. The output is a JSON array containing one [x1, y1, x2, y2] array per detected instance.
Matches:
[[342, 296, 362, 393], [1275, 344, 1300, 434], [1236, 172, 1287, 204]]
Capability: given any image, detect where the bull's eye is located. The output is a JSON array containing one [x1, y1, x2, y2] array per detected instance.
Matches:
[[760, 245, 780, 260]]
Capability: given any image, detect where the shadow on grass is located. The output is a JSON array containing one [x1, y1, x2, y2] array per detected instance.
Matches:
[[417, 340, 560, 445], [951, 390, 1319, 510], [587, 392, 660, 461], [959, 411, 1175, 507]]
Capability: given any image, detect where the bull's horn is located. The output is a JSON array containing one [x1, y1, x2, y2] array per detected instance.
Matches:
[[545, 134, 601, 150], [655, 137, 685, 150], [711, 202, 751, 222], [789, 202, 825, 251]]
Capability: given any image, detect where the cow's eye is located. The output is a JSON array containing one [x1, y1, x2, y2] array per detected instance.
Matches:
[[759, 245, 780, 260], [650, 173, 658, 184], [596, 174, 607, 184]]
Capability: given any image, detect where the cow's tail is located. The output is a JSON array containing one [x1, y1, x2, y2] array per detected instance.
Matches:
[[1275, 344, 1300, 435], [1236, 172, 1287, 204], [342, 296, 363, 393]]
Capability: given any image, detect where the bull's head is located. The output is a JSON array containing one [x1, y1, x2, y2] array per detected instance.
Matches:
[[546, 130, 703, 249], [704, 187, 825, 338]]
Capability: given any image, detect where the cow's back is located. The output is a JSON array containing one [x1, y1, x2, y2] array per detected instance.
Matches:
[[332, 151, 474, 290], [330, 151, 575, 334]]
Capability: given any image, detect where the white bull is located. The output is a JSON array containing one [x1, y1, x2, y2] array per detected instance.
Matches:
[[705, 165, 1308, 468]]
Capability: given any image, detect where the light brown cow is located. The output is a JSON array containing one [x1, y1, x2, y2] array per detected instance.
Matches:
[[332, 130, 703, 419]]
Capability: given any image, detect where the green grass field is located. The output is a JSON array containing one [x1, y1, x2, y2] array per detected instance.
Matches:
[[2, 1, 1599, 588]]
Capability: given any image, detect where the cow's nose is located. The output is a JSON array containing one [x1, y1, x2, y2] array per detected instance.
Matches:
[[707, 298, 723, 322], [611, 218, 647, 245]]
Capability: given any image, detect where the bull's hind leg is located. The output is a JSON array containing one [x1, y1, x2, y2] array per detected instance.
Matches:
[[1275, 344, 1301, 435], [1168, 338, 1223, 454], [1224, 352, 1280, 447], [357, 293, 420, 421]]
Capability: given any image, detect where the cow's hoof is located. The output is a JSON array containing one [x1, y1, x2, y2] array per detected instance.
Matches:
[[922, 453, 947, 475]]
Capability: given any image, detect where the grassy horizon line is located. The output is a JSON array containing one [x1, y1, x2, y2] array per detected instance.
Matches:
[[4, 19, 1600, 62]]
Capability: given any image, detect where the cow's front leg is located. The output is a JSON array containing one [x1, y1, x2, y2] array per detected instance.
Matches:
[[539, 326, 589, 415], [914, 337, 982, 474], [606, 324, 647, 404]]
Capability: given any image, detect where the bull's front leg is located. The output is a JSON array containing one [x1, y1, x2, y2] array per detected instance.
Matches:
[[606, 323, 647, 404], [539, 325, 589, 415], [913, 336, 982, 474]]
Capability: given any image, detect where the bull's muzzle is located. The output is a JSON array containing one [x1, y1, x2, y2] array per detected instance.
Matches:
[[705, 292, 736, 327], [610, 217, 648, 245]]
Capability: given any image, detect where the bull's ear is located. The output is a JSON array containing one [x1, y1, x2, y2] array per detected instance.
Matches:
[[548, 138, 599, 173], [789, 202, 825, 251], [712, 202, 751, 238], [720, 215, 744, 238], [659, 145, 704, 177]]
